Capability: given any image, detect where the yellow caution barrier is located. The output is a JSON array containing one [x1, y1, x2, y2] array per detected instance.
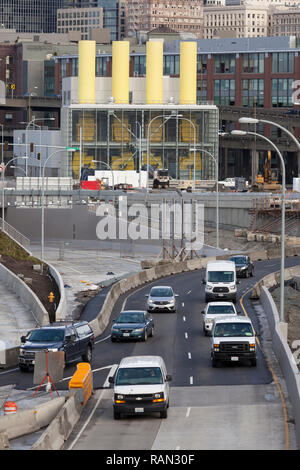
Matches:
[[69, 363, 93, 406]]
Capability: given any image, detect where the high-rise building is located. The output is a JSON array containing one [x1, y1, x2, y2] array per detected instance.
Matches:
[[127, 0, 204, 38], [0, 0, 63, 33], [62, 0, 127, 41]]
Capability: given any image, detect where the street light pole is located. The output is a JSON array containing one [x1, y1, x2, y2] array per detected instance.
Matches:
[[41, 148, 73, 265], [232, 129, 286, 323], [190, 147, 219, 249]]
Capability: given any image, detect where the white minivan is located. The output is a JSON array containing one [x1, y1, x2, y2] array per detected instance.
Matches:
[[109, 355, 172, 420], [203, 260, 238, 303]]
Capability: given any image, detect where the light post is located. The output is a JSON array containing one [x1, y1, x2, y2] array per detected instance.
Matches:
[[232, 129, 286, 323], [22, 117, 55, 177], [190, 147, 219, 249], [135, 121, 142, 189], [92, 160, 114, 190], [2, 156, 28, 231], [41, 148, 74, 265]]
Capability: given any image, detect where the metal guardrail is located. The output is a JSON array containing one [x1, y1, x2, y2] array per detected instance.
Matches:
[[0, 217, 30, 251]]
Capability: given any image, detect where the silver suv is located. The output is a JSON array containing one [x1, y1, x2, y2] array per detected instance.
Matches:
[[146, 286, 178, 313]]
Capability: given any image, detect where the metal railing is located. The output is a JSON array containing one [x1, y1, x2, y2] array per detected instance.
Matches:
[[0, 217, 30, 252]]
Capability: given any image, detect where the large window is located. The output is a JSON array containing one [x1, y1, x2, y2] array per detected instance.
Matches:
[[133, 55, 146, 76], [242, 79, 264, 107], [214, 79, 235, 105], [242, 53, 264, 74], [197, 54, 207, 74], [214, 54, 235, 74], [164, 55, 180, 76], [272, 78, 294, 107], [96, 57, 109, 77], [272, 52, 294, 73]]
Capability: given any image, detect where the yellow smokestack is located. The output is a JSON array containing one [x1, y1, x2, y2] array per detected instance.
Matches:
[[112, 41, 130, 104], [146, 41, 163, 104], [180, 42, 197, 105], [78, 40, 96, 104]]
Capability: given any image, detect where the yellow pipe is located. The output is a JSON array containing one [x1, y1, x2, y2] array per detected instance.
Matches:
[[180, 42, 197, 105], [112, 41, 130, 104], [78, 41, 96, 104], [146, 41, 163, 104]]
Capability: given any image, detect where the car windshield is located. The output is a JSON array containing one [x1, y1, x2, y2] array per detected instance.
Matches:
[[214, 323, 253, 337], [116, 313, 145, 324], [207, 305, 235, 314], [115, 367, 163, 385], [150, 288, 173, 297], [230, 257, 247, 265], [27, 329, 65, 342], [208, 271, 234, 283]]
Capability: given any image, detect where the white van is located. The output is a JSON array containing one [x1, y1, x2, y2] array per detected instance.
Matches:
[[211, 316, 257, 367], [109, 355, 172, 420], [203, 260, 238, 303]]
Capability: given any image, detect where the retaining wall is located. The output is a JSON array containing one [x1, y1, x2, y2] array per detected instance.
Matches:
[[260, 285, 300, 449]]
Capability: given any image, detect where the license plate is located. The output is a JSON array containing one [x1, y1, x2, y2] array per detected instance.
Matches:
[[123, 333, 130, 337], [218, 294, 224, 297], [231, 356, 239, 361], [135, 408, 144, 413]]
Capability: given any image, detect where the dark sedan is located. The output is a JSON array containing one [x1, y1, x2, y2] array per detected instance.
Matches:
[[229, 255, 254, 278], [111, 310, 154, 342]]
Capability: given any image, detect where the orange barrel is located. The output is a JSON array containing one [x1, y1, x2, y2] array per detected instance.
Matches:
[[4, 401, 18, 415]]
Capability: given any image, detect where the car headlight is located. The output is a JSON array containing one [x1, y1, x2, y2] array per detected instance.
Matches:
[[111, 328, 119, 332], [148, 299, 154, 303], [229, 285, 236, 291], [206, 284, 213, 291], [47, 348, 58, 352], [134, 328, 144, 333], [153, 392, 164, 403], [240, 266, 246, 270], [206, 318, 214, 324]]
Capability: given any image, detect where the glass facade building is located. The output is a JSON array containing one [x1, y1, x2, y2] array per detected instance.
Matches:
[[0, 0, 63, 33], [62, 105, 219, 181]]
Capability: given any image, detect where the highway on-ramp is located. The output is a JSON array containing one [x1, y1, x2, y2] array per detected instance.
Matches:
[[1, 256, 299, 450]]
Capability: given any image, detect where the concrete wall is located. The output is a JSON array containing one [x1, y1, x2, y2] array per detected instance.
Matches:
[[260, 285, 300, 449]]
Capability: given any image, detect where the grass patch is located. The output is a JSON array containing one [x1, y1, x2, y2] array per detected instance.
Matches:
[[0, 230, 42, 265]]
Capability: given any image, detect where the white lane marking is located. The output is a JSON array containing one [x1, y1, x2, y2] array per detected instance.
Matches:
[[95, 334, 111, 345], [185, 332, 188, 339], [187, 290, 192, 295], [0, 368, 19, 375], [188, 352, 192, 360], [183, 316, 186, 322], [182, 302, 185, 307], [190, 376, 193, 385], [186, 407, 191, 418]]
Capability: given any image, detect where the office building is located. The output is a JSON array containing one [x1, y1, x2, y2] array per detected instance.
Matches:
[[0, 0, 63, 33]]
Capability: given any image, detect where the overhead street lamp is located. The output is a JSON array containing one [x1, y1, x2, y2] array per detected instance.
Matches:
[[231, 129, 286, 324], [190, 147, 219, 249], [238, 117, 300, 153], [41, 148, 74, 266]]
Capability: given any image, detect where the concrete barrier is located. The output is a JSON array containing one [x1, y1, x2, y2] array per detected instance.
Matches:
[[48, 264, 67, 322], [0, 396, 65, 441], [31, 391, 82, 450], [260, 286, 300, 448]]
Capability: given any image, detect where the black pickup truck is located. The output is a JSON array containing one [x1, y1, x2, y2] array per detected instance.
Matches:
[[18, 321, 95, 371]]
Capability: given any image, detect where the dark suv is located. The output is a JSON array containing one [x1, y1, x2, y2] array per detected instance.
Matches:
[[229, 255, 254, 278], [18, 321, 95, 371]]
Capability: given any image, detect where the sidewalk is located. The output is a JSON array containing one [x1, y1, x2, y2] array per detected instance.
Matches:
[[0, 282, 37, 365], [29, 243, 144, 320]]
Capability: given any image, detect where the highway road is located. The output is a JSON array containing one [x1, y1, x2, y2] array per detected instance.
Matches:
[[1, 256, 299, 450]]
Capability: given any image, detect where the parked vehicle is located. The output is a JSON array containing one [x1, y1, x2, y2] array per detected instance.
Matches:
[[152, 169, 170, 189], [211, 317, 257, 367], [229, 255, 254, 278], [18, 322, 94, 371], [201, 302, 238, 336], [146, 286, 178, 312], [111, 310, 154, 342], [202, 260, 238, 303], [109, 355, 172, 419]]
